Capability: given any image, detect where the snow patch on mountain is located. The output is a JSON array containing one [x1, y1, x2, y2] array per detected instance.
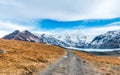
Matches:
[[35, 31, 89, 48], [90, 30, 120, 48], [4, 29, 120, 49]]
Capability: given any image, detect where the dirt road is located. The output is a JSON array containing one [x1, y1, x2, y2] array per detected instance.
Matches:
[[39, 50, 103, 75]]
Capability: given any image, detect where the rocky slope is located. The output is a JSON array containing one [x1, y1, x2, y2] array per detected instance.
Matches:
[[3, 30, 40, 42], [90, 30, 120, 49]]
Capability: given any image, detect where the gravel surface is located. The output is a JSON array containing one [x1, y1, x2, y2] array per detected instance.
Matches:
[[39, 50, 105, 75]]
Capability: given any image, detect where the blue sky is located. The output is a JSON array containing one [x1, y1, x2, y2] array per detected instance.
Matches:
[[0, 0, 120, 37], [38, 17, 120, 30]]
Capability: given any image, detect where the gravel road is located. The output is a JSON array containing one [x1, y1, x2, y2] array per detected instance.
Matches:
[[39, 50, 103, 75]]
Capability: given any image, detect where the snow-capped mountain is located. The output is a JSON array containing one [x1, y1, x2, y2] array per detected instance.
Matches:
[[38, 34, 70, 47], [36, 31, 89, 48], [3, 30, 40, 42], [90, 30, 120, 49], [4, 30, 120, 49], [3, 30, 89, 48], [52, 32, 88, 48]]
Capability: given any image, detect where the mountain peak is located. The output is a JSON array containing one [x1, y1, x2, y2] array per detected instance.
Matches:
[[3, 30, 40, 42], [14, 30, 20, 33], [12, 30, 20, 35], [22, 30, 30, 33], [90, 30, 120, 49], [3, 30, 20, 39]]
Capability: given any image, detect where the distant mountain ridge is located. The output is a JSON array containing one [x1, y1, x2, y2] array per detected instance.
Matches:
[[38, 34, 70, 47], [90, 30, 120, 49], [3, 30, 88, 48], [3, 30, 40, 42], [3, 30, 120, 49], [36, 32, 88, 48]]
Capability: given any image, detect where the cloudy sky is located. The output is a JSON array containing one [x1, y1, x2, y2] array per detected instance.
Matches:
[[0, 0, 120, 37]]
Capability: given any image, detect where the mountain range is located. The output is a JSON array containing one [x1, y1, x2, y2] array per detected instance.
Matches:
[[3, 30, 120, 49], [90, 30, 120, 49]]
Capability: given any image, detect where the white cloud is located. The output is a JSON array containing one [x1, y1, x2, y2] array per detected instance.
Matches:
[[0, 22, 29, 30], [0, 21, 37, 37], [0, 0, 120, 20], [0, 30, 9, 38]]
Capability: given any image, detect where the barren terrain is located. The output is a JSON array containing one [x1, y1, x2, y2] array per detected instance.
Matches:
[[0, 39, 65, 75]]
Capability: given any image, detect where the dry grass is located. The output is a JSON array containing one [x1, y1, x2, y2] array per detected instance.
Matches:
[[74, 50, 120, 65], [74, 50, 120, 75], [0, 39, 65, 75]]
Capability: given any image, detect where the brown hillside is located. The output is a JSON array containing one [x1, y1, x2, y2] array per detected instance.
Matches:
[[0, 39, 65, 75], [74, 50, 120, 75], [74, 50, 120, 65]]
